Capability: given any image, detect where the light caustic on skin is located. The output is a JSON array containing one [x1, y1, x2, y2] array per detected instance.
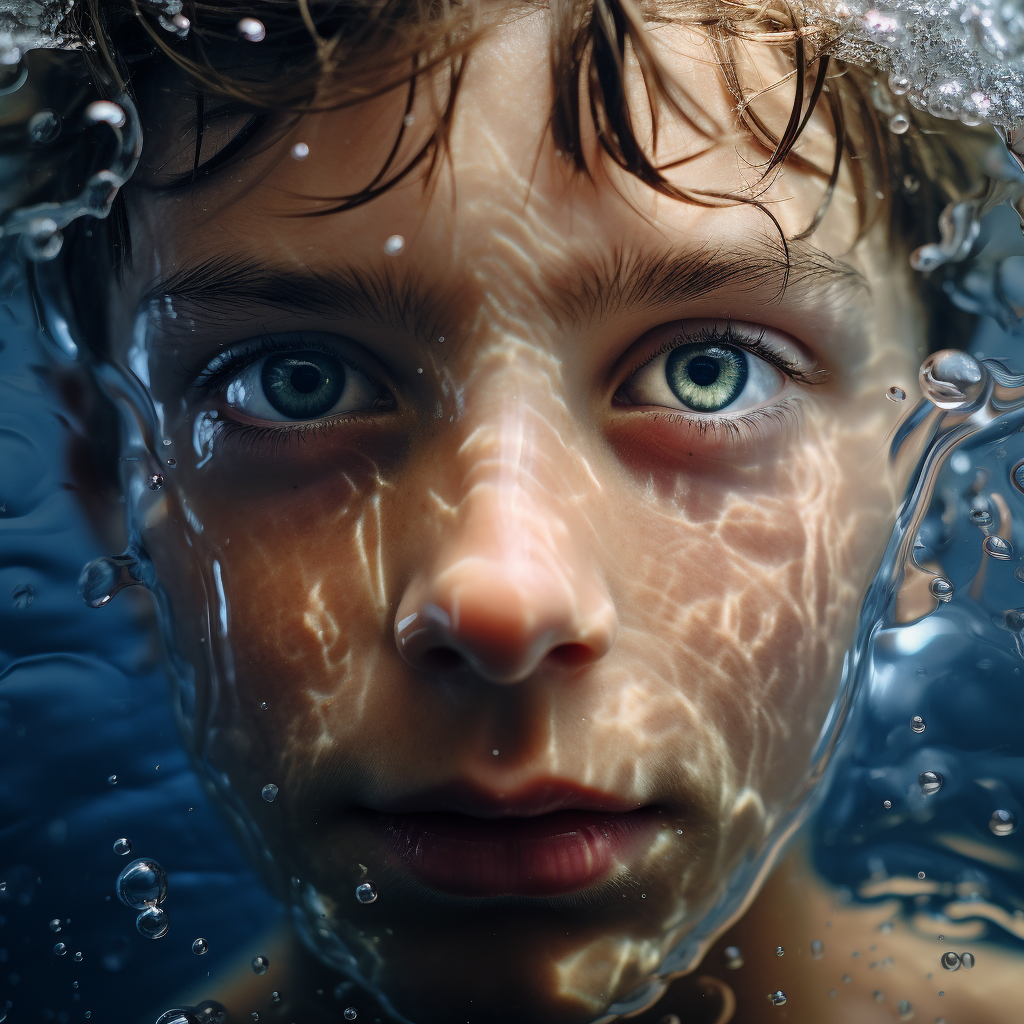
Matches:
[[106, 11, 923, 1023]]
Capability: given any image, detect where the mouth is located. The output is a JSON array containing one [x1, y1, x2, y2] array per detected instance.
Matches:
[[364, 780, 661, 898]]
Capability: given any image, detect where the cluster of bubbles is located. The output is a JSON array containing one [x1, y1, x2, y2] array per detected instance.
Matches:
[[115, 857, 170, 939]]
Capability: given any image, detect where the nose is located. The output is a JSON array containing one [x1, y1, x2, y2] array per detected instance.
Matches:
[[394, 433, 617, 684]]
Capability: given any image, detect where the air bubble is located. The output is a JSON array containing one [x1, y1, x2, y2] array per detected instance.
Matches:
[[383, 234, 405, 256], [811, 939, 823, 958], [983, 535, 1013, 560], [116, 858, 168, 908], [136, 905, 169, 939], [148, 474, 164, 490], [49, 918, 61, 932], [107, 774, 117, 785], [355, 881, 378, 904], [883, 799, 892, 809], [889, 72, 911, 94], [261, 783, 278, 803], [919, 771, 943, 795], [260, 702, 269, 710], [960, 951, 975, 969], [887, 385, 907, 401], [929, 576, 954, 602], [344, 1010, 358, 1021], [941, 951, 960, 971], [252, 955, 269, 975], [990, 809, 1017, 835], [113, 837, 132, 856], [54, 942, 67, 955], [889, 112, 911, 134], [918, 351, 985, 410], [969, 509, 992, 527], [776, 945, 785, 956], [85, 101, 126, 128], [767, 990, 787, 1007], [27, 109, 60, 145], [237, 17, 266, 41], [74, 950, 82, 961], [910, 716, 926, 733], [723, 945, 744, 969], [897, 999, 913, 1020], [192, 937, 209, 955], [291, 143, 309, 160]]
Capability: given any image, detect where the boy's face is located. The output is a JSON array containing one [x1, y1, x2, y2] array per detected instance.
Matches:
[[107, 13, 922, 1023]]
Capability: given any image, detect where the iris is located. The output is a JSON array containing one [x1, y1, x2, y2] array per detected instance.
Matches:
[[261, 351, 344, 419], [665, 343, 748, 412]]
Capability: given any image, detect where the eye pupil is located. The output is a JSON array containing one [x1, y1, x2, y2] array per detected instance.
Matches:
[[665, 343, 747, 412], [686, 356, 720, 388], [262, 351, 345, 419]]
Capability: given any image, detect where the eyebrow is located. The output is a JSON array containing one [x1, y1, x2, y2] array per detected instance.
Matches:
[[145, 238, 868, 341]]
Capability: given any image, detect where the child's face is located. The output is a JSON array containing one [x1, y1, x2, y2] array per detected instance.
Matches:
[[108, 13, 922, 1023]]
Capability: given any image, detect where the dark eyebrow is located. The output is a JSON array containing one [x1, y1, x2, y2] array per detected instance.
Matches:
[[146, 237, 868, 340]]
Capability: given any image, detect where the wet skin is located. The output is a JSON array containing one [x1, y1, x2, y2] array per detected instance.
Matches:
[[105, 11, 925, 1023]]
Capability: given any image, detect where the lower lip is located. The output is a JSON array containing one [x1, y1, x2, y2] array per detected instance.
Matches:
[[375, 809, 658, 897]]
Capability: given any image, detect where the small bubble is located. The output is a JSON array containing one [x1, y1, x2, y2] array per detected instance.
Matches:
[[85, 101, 126, 128], [12, 583, 33, 609], [237, 17, 265, 41], [918, 871, 926, 879], [438, 336, 445, 343], [252, 955, 269, 975], [811, 939, 823, 958], [147, 474, 164, 490], [162, 437, 172, 446], [54, 942, 67, 955], [116, 858, 168, 909], [723, 945, 744, 969], [27, 109, 61, 145], [48, 917, 62, 932], [383, 234, 405, 256], [417, 367, 424, 374], [960, 951, 975, 969], [166, 458, 176, 467], [910, 716, 926, 733], [112, 838, 132, 856], [919, 350, 984, 411], [107, 775, 117, 785], [889, 112, 911, 134], [192, 937, 209, 955], [969, 508, 992, 527], [260, 702, 269, 710], [983, 535, 1013, 560], [74, 950, 82, 961], [889, 72, 911, 94], [887, 385, 907, 401], [251, 1016, 258, 1023], [356, 881, 378, 904], [929, 576, 954, 602], [883, 799, 892, 809], [767, 990, 787, 1007], [941, 951, 960, 971], [776, 945, 785, 956], [492, 749, 499, 755], [898, 999, 914, 1019], [344, 1010, 358, 1021], [919, 771, 943, 796], [874, 990, 885, 1001], [990, 809, 1017, 835], [136, 906, 169, 939], [271, 992, 280, 1004], [262, 784, 278, 803], [291, 142, 309, 160]]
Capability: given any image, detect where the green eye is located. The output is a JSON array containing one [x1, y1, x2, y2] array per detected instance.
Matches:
[[261, 351, 345, 419], [665, 344, 748, 412]]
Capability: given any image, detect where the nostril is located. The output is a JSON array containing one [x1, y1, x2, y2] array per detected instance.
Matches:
[[548, 643, 598, 669], [419, 646, 466, 673]]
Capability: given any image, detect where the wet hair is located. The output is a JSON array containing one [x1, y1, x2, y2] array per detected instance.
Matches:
[[50, 0, 994, 361]]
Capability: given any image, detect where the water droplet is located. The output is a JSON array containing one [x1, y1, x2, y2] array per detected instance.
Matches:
[[887, 385, 907, 401], [883, 799, 892, 809], [969, 508, 992, 527], [166, 457, 176, 467], [291, 142, 309, 160], [910, 715, 926, 733], [898, 999, 914, 1019], [723, 945, 744, 969], [79, 551, 153, 608], [252, 955, 269, 975], [983, 535, 1013, 560], [355, 881, 378, 904], [148, 474, 164, 490], [113, 837, 132, 856], [990, 809, 1017, 835], [237, 17, 265, 41], [136, 905, 169, 939], [918, 351, 985, 410], [767, 990, 787, 1007], [116, 858, 168, 908], [85, 100, 126, 128], [192, 937, 208, 955], [11, 583, 33, 609], [344, 1010, 358, 1021], [775, 945, 785, 956], [107, 774, 117, 785], [920, 771, 943, 795], [54, 942, 67, 955], [889, 72, 911, 94], [960, 951, 975, 969], [811, 939, 823, 958], [27, 109, 61, 144], [941, 951, 961, 971], [261, 783, 278, 803], [929, 576, 954, 602], [889, 112, 911, 134], [49, 918, 61, 932], [383, 234, 405, 256]]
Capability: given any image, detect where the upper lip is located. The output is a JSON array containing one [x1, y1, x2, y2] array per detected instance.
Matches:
[[365, 778, 647, 819]]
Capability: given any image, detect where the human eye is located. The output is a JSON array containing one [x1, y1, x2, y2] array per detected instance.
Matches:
[[615, 320, 805, 416], [197, 333, 394, 424]]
